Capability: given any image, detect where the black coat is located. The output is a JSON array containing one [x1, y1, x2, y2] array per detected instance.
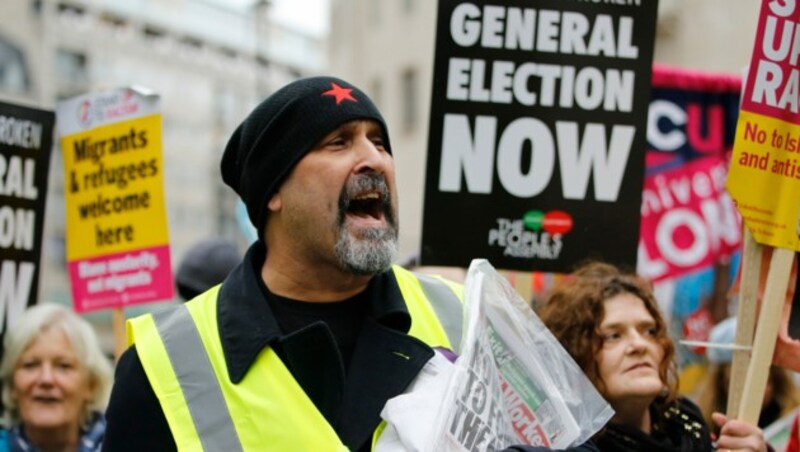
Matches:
[[593, 397, 712, 452], [103, 243, 439, 451]]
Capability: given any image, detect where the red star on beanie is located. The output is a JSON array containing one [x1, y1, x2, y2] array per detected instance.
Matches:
[[322, 82, 357, 105]]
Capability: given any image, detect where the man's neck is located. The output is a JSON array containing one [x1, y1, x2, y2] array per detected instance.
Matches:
[[262, 253, 373, 302]]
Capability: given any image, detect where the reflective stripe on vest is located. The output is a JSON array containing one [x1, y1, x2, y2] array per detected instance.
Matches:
[[131, 288, 348, 451], [129, 267, 463, 450], [414, 273, 463, 353], [152, 306, 243, 451]]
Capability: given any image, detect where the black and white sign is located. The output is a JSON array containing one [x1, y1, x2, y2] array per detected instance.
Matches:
[[421, 0, 659, 273], [0, 101, 54, 334]]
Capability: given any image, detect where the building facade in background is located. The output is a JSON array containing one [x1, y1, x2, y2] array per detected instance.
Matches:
[[0, 0, 325, 333], [329, 0, 436, 265]]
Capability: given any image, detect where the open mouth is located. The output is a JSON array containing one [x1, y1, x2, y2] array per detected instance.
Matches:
[[347, 191, 385, 222], [339, 173, 395, 230]]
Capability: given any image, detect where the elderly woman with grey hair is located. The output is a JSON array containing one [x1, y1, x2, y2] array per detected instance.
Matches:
[[0, 303, 113, 451]]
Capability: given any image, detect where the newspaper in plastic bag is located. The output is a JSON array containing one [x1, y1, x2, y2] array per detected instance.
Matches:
[[377, 259, 613, 451]]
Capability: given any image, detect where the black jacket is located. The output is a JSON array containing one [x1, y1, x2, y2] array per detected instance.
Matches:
[[104, 242, 440, 451], [593, 397, 711, 452]]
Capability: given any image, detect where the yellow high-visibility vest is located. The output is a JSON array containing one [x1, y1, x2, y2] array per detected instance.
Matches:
[[127, 265, 462, 451]]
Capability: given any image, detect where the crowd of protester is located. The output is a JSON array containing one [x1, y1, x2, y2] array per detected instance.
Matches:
[[2, 75, 796, 450], [4, 259, 795, 451]]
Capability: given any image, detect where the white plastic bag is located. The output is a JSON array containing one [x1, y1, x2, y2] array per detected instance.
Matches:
[[376, 352, 456, 452], [378, 259, 613, 451]]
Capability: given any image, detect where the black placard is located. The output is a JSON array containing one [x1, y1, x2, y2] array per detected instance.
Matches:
[[421, 0, 659, 273], [0, 101, 54, 335]]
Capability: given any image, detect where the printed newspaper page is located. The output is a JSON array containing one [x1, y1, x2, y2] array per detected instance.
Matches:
[[377, 259, 612, 452], [429, 259, 612, 451]]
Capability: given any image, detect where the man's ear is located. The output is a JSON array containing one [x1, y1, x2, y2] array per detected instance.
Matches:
[[268, 192, 282, 212]]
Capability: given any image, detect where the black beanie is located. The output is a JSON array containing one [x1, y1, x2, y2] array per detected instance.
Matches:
[[221, 76, 391, 236]]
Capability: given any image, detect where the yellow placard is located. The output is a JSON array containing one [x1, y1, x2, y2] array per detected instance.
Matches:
[[726, 111, 800, 251], [61, 114, 169, 261]]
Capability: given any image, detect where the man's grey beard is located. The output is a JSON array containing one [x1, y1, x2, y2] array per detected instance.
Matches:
[[334, 174, 398, 275], [334, 226, 398, 275]]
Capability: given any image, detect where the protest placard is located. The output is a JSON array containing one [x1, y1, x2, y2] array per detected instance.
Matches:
[[57, 87, 173, 316], [724, 0, 800, 423], [727, 6, 800, 252], [639, 66, 743, 283], [0, 101, 54, 342], [420, 0, 659, 273]]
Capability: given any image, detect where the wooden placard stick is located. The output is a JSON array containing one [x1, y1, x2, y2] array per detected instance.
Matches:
[[727, 229, 762, 417], [736, 247, 795, 424], [112, 307, 126, 361]]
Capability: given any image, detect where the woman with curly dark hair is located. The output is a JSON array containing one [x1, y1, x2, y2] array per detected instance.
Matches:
[[537, 261, 768, 452]]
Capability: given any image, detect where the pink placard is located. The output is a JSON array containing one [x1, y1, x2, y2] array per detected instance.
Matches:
[[639, 157, 741, 282], [67, 245, 174, 313], [741, 1, 800, 123]]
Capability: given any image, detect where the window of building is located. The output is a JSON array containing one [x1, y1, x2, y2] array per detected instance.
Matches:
[[31, 0, 43, 16], [55, 49, 88, 95], [401, 69, 417, 133], [56, 1, 91, 30], [368, 0, 380, 25], [0, 37, 30, 94], [100, 12, 134, 40], [143, 26, 174, 54], [57, 2, 85, 15], [370, 78, 382, 109]]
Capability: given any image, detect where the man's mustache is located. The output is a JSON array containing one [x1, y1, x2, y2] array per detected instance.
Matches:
[[337, 173, 395, 227]]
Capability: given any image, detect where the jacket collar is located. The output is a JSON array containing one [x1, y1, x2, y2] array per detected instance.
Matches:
[[217, 241, 412, 383]]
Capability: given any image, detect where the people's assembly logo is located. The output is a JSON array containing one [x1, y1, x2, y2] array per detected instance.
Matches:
[[488, 210, 573, 259]]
